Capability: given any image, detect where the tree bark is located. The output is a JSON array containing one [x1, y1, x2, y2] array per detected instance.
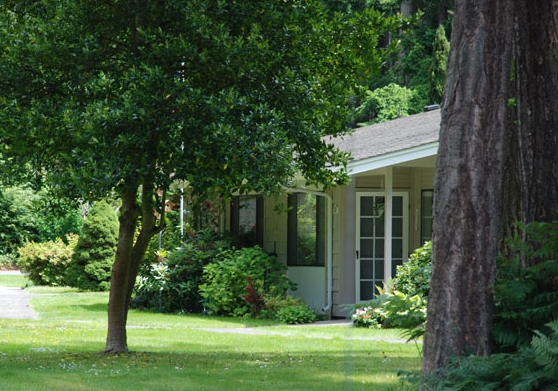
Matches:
[[105, 188, 139, 354], [503, 2, 558, 251], [422, 0, 514, 374]]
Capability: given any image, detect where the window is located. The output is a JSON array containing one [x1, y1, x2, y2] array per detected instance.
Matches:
[[421, 190, 433, 244], [230, 195, 263, 248], [287, 193, 326, 266]]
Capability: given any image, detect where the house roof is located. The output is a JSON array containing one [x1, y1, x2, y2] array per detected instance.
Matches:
[[325, 109, 441, 175]]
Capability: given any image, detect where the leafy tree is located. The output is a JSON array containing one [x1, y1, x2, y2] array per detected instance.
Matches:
[[0, 0, 400, 353], [355, 83, 416, 124], [427, 25, 449, 104], [66, 200, 119, 291]]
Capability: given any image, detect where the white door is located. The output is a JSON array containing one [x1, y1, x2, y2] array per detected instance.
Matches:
[[356, 192, 408, 301]]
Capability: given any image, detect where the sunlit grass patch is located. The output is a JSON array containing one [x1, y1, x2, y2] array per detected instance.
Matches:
[[0, 283, 421, 391]]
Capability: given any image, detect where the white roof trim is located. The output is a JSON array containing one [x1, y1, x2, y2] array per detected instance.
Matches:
[[347, 142, 439, 176]]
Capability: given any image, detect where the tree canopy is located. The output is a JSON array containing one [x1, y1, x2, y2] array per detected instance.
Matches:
[[0, 0, 400, 353]]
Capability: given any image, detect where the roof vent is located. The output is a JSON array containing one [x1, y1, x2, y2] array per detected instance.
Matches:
[[424, 104, 440, 112]]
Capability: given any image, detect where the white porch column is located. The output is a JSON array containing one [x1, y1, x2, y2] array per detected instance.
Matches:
[[384, 167, 393, 283]]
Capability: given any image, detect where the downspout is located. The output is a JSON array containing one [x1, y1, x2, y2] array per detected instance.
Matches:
[[282, 187, 333, 317]]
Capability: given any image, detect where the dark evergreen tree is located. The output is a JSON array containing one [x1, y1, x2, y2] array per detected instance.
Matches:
[[66, 200, 118, 291]]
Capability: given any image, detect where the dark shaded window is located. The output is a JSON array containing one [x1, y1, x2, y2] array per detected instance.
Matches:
[[421, 190, 433, 244], [287, 193, 326, 266], [230, 195, 263, 248]]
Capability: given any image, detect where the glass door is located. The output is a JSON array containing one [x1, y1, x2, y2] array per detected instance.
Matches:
[[356, 192, 408, 301]]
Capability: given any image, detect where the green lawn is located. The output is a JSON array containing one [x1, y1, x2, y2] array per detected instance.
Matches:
[[0, 275, 420, 391]]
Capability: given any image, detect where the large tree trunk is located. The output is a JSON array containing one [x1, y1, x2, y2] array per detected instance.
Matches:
[[502, 2, 558, 253], [422, 0, 514, 374], [105, 188, 139, 354]]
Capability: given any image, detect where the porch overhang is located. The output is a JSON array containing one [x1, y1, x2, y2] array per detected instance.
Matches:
[[347, 142, 439, 176]]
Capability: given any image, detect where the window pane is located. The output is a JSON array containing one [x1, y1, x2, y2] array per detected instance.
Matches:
[[360, 260, 375, 279], [375, 239, 384, 258], [392, 239, 403, 258], [421, 190, 433, 243], [361, 217, 374, 237], [393, 196, 403, 216], [360, 281, 377, 301], [360, 239, 374, 258], [361, 197, 375, 216], [375, 259, 384, 279], [375, 215, 384, 236], [392, 218, 402, 237]]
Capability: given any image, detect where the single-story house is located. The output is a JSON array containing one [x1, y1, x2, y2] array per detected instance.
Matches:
[[227, 108, 440, 318]]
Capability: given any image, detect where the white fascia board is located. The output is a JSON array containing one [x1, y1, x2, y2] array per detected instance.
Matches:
[[347, 142, 439, 176]]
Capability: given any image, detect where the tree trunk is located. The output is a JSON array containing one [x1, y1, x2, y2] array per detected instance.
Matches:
[[422, 0, 514, 374], [503, 2, 558, 256], [105, 188, 139, 354]]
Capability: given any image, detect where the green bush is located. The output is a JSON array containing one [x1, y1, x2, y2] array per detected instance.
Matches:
[[17, 235, 78, 286], [351, 291, 426, 340], [395, 241, 432, 297], [132, 229, 232, 313], [66, 200, 118, 291], [425, 320, 558, 391], [352, 242, 431, 339], [0, 253, 18, 270], [355, 83, 416, 125], [493, 222, 558, 352], [276, 302, 316, 324], [261, 295, 316, 324], [199, 246, 295, 317]]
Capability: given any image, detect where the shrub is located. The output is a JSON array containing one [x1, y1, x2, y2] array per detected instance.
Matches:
[[199, 246, 295, 317], [394, 241, 432, 297], [260, 295, 316, 324], [132, 229, 232, 313], [17, 235, 78, 286], [352, 242, 431, 339], [0, 253, 18, 270], [425, 320, 558, 391], [355, 83, 416, 125], [351, 290, 426, 340], [276, 303, 316, 324], [66, 200, 118, 291], [493, 222, 558, 352]]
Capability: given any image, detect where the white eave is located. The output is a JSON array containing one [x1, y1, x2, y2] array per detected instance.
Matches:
[[347, 141, 439, 176]]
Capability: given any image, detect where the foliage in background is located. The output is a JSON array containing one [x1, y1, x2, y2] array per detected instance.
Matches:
[[199, 246, 296, 318], [492, 222, 558, 352], [17, 235, 78, 286], [0, 185, 83, 257], [395, 241, 432, 297], [132, 229, 232, 313], [355, 83, 416, 125], [427, 25, 450, 104], [424, 320, 558, 391], [66, 200, 119, 291]]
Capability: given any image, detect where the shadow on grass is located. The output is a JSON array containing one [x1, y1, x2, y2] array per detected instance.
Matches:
[[0, 346, 420, 391]]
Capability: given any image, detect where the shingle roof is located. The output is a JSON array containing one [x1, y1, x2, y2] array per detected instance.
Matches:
[[325, 109, 441, 162]]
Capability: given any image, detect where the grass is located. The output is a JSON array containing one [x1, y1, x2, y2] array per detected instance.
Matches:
[[0, 275, 421, 391]]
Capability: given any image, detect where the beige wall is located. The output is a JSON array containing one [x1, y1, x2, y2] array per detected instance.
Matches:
[[227, 166, 435, 318]]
